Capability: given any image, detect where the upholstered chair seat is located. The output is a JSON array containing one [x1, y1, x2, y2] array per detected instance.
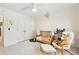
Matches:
[[36, 31, 54, 44]]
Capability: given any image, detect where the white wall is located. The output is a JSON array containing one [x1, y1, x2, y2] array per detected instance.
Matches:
[[75, 6, 79, 47], [36, 7, 77, 32], [0, 7, 35, 47], [77, 7, 79, 47]]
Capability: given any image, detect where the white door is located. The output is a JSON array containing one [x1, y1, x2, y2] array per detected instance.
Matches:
[[24, 19, 35, 40], [18, 17, 35, 41], [18, 18, 25, 42]]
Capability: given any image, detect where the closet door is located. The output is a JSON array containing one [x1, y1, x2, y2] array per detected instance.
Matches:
[[24, 18, 35, 40], [24, 23, 32, 40], [24, 20, 31, 40], [18, 17, 25, 42]]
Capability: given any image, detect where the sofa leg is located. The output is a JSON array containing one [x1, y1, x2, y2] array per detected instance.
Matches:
[[54, 52, 56, 55]]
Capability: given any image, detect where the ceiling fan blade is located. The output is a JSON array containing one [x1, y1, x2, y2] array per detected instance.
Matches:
[[22, 6, 32, 10]]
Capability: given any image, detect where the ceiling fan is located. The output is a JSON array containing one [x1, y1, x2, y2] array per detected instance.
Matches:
[[22, 3, 40, 12]]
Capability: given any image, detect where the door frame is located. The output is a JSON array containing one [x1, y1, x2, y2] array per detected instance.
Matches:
[[0, 16, 4, 47]]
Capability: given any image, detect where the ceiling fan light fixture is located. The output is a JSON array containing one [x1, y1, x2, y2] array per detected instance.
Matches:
[[32, 8, 37, 12]]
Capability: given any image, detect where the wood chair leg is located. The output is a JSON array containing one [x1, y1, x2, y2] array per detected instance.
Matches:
[[61, 46, 64, 55]]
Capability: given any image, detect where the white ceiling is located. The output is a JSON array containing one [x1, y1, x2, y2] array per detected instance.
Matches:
[[0, 3, 78, 17]]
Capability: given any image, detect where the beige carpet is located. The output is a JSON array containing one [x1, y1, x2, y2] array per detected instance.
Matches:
[[0, 40, 78, 55]]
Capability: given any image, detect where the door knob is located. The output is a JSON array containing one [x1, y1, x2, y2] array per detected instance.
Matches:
[[24, 30, 26, 32]]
